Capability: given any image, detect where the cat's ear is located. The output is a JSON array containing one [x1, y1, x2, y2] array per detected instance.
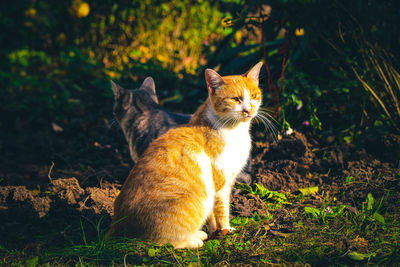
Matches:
[[110, 80, 124, 99], [205, 69, 225, 95], [111, 81, 132, 109], [245, 62, 263, 87], [140, 77, 158, 104]]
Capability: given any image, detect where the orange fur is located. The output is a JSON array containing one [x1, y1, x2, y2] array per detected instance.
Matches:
[[108, 62, 263, 249]]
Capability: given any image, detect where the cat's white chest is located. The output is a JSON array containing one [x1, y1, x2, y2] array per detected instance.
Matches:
[[215, 122, 251, 183]]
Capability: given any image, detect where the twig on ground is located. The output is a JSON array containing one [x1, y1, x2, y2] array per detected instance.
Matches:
[[48, 161, 55, 182]]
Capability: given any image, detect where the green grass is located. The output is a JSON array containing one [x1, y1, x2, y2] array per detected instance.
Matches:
[[2, 184, 400, 266]]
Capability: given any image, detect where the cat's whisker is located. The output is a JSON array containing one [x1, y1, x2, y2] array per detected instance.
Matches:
[[257, 110, 281, 132], [214, 114, 231, 129], [254, 112, 279, 143], [214, 114, 241, 129], [260, 113, 280, 130], [258, 112, 280, 132], [260, 123, 278, 143], [223, 117, 237, 129], [258, 108, 280, 124], [264, 121, 279, 143], [259, 113, 280, 135], [215, 117, 227, 129], [253, 114, 271, 134]]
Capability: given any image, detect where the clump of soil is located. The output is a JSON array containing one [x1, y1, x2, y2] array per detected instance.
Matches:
[[250, 131, 316, 193], [80, 185, 119, 216], [49, 177, 84, 205], [0, 177, 119, 249], [0, 186, 51, 219]]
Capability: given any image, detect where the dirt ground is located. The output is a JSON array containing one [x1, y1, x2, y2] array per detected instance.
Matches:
[[0, 118, 399, 251]]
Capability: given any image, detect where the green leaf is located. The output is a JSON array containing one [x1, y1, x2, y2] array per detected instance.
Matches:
[[255, 183, 270, 198], [333, 205, 347, 215], [372, 212, 385, 224], [310, 113, 322, 130], [374, 120, 383, 127], [304, 207, 321, 219], [234, 183, 253, 194], [344, 136, 352, 144], [299, 186, 319, 196], [345, 176, 356, 184], [367, 193, 374, 210], [148, 248, 156, 257], [282, 119, 291, 133], [252, 212, 261, 222], [230, 216, 249, 227], [348, 251, 376, 261], [204, 240, 220, 254], [26, 257, 39, 267]]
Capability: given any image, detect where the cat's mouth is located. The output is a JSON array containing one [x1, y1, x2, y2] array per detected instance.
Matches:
[[240, 113, 254, 122]]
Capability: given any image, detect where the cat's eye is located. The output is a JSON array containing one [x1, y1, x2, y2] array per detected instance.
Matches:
[[231, 97, 241, 102], [251, 94, 258, 99]]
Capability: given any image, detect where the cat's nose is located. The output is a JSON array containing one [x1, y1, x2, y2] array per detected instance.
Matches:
[[243, 108, 251, 115]]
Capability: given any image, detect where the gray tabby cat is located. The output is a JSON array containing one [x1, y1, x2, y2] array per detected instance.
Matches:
[[111, 77, 251, 184], [111, 77, 191, 162]]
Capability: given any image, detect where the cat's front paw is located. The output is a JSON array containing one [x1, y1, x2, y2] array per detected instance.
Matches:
[[221, 226, 236, 235]]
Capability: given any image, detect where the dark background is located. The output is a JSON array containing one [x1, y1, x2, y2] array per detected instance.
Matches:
[[1, 0, 399, 139]]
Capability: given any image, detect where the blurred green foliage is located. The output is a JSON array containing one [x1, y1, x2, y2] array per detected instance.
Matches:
[[0, 0, 229, 130], [277, 0, 400, 139], [225, 0, 399, 141], [1, 0, 399, 141]]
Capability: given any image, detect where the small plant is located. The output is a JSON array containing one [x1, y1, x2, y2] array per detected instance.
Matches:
[[304, 204, 347, 223], [303, 190, 347, 223], [235, 183, 291, 205], [359, 193, 386, 225], [345, 176, 357, 184]]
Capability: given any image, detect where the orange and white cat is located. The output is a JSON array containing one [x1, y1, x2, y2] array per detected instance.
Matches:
[[108, 62, 263, 249]]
